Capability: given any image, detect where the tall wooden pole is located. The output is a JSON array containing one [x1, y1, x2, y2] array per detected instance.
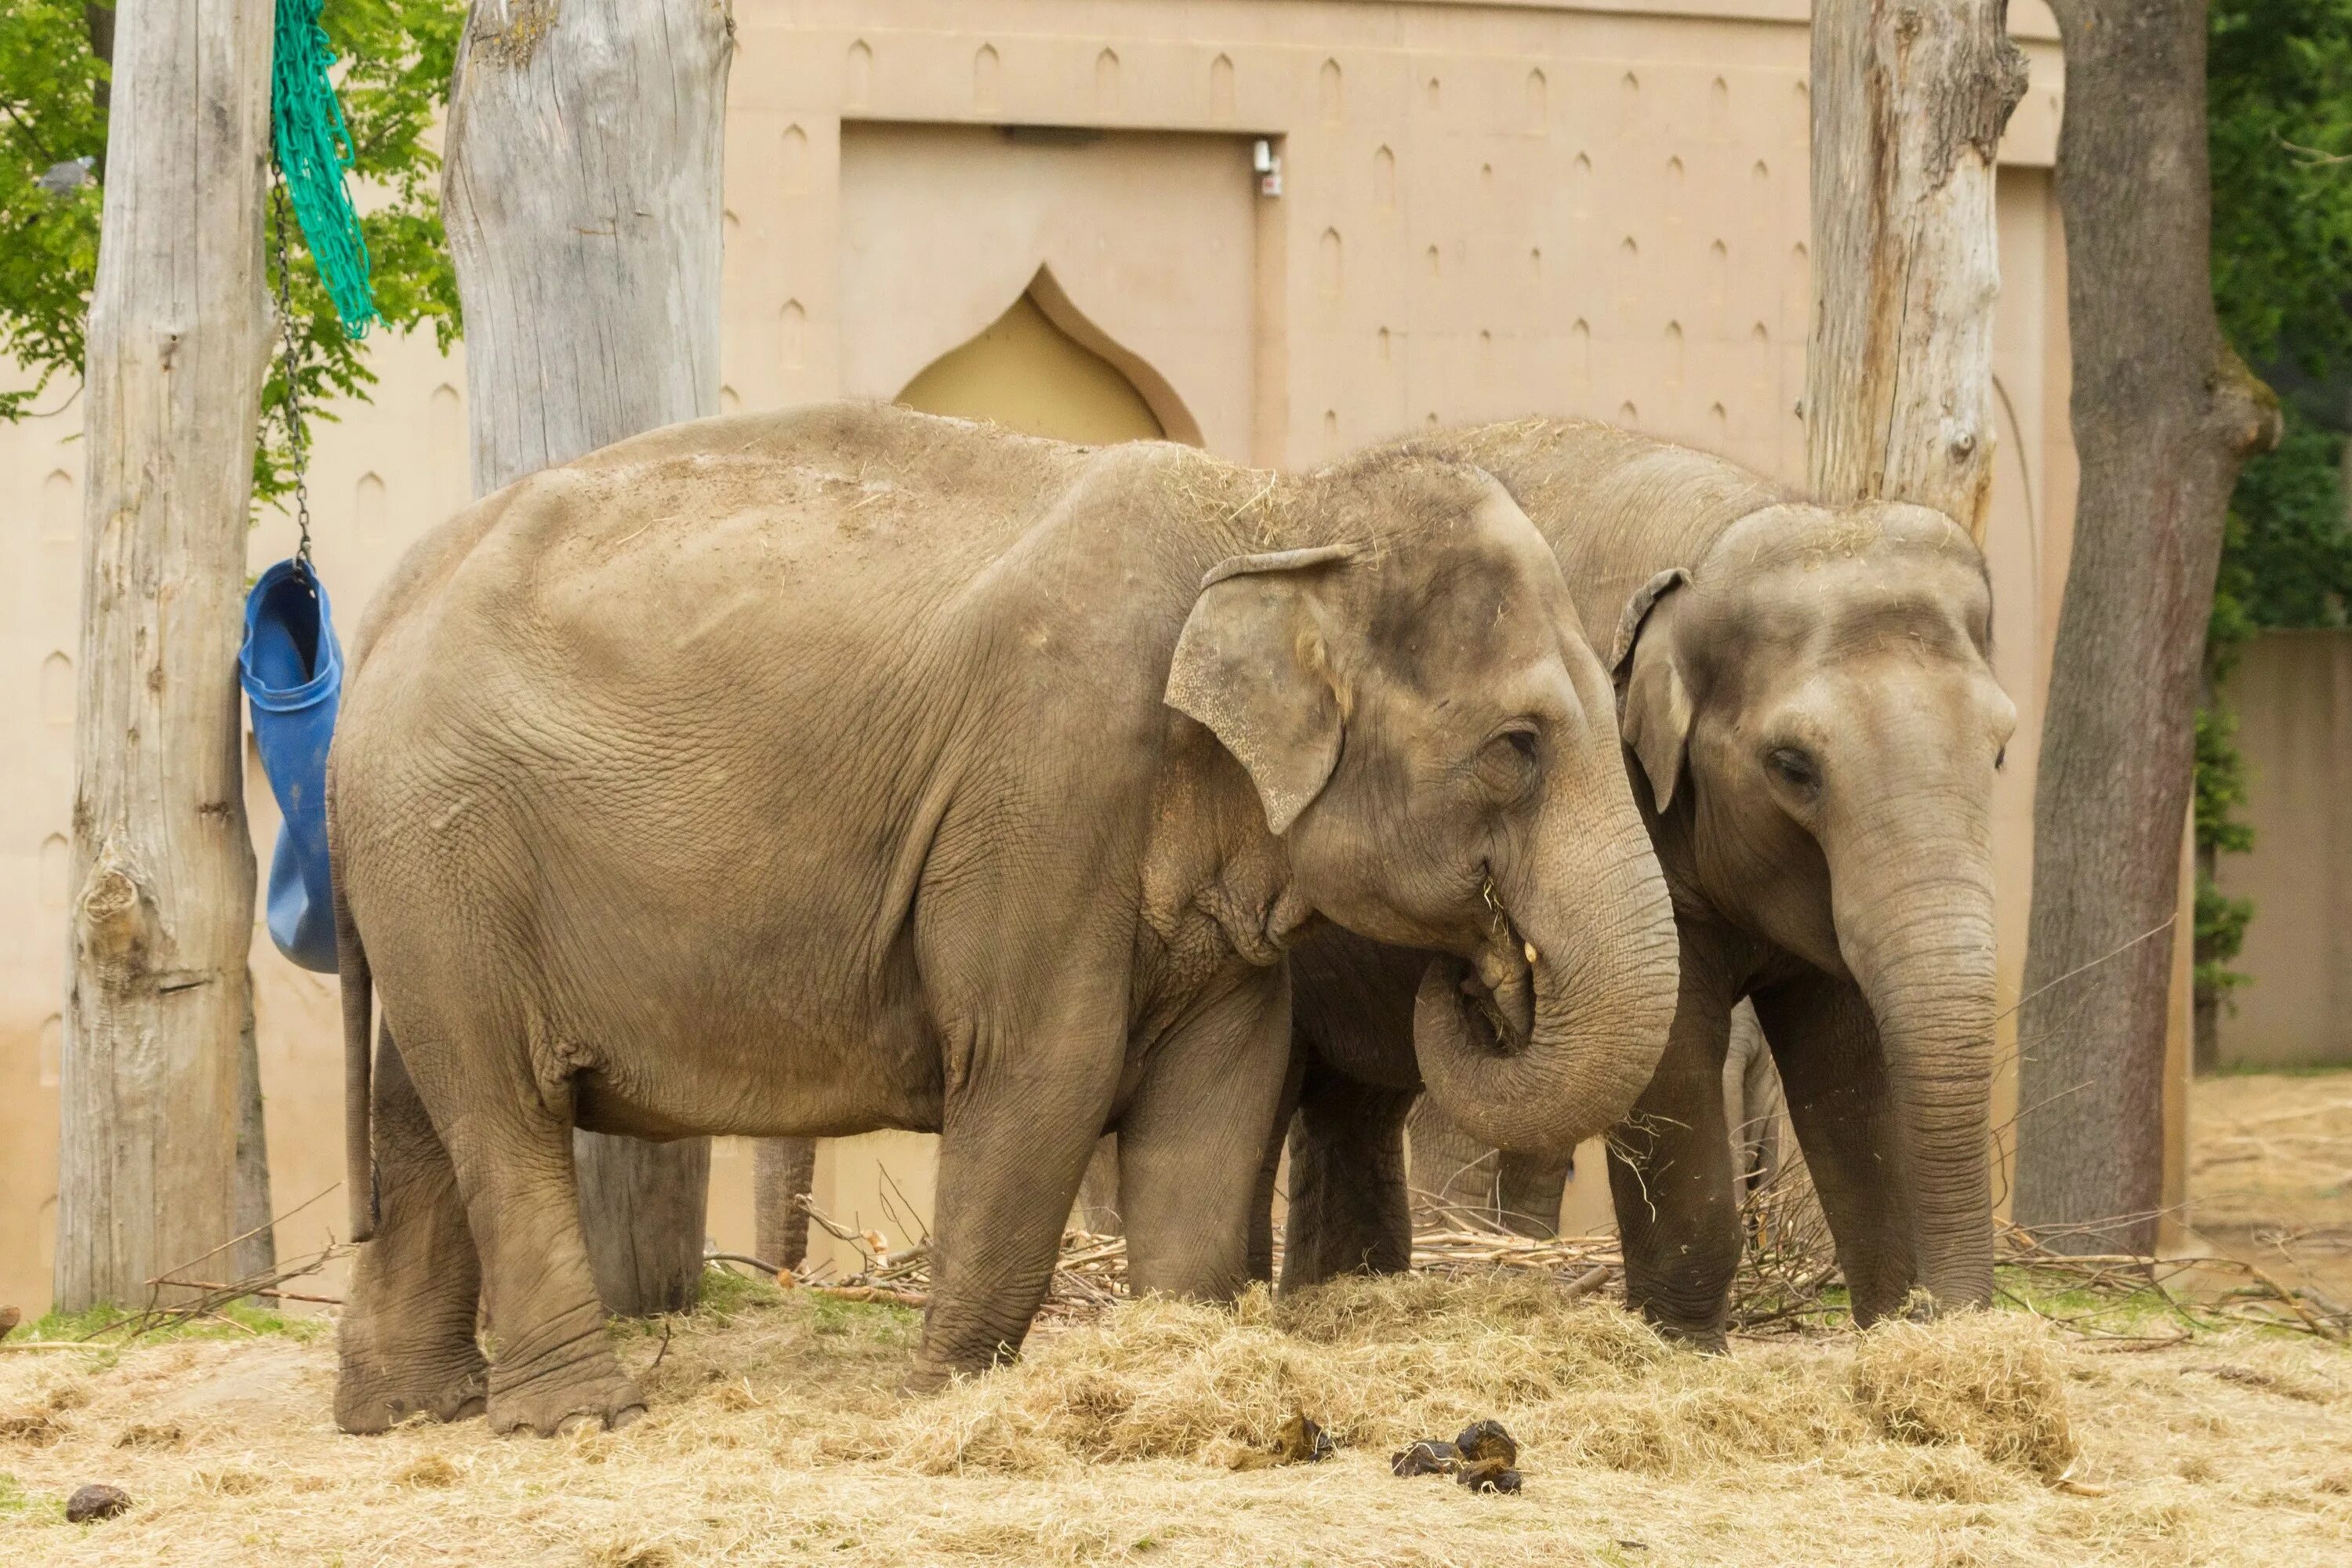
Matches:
[[443, 0, 733, 1316], [56, 0, 273, 1310], [1806, 1, 2026, 533]]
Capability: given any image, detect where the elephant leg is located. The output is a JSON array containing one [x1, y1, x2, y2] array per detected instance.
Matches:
[[1073, 1135, 1124, 1236], [1248, 1048, 1308, 1284], [1279, 1058, 1414, 1293], [1750, 971, 1918, 1326], [908, 1104, 1105, 1392], [384, 1014, 643, 1437], [1405, 1096, 1502, 1226], [1118, 971, 1293, 1302], [906, 979, 1123, 1392], [336, 1023, 488, 1435], [1607, 957, 1740, 1348], [1496, 1146, 1571, 1239]]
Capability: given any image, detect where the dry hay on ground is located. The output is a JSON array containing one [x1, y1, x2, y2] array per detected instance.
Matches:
[[4, 1273, 2350, 1568]]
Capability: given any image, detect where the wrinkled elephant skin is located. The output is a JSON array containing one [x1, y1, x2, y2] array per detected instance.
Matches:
[[328, 405, 1677, 1434]]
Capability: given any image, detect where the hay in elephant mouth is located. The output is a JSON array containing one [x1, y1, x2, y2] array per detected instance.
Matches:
[[4, 1272, 2349, 1567]]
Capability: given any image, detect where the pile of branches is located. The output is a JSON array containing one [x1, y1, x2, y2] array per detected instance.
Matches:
[[706, 1200, 1132, 1323]]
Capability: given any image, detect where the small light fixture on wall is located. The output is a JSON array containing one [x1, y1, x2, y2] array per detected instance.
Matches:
[[1254, 137, 1283, 197]]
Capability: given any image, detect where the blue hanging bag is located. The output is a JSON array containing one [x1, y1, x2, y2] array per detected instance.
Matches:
[[240, 561, 344, 972]]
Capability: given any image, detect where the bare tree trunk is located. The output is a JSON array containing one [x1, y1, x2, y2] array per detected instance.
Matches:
[[54, 0, 271, 1312], [444, 0, 734, 1316], [753, 1137, 817, 1271], [1806, 0, 2025, 535], [231, 971, 277, 1282], [2014, 0, 2280, 1253]]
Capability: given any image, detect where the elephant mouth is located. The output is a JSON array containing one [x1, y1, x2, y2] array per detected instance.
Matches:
[[1450, 914, 1537, 1054]]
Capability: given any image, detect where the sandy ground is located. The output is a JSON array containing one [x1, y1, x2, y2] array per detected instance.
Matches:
[[1, 1072, 2347, 1568], [2190, 1069, 2352, 1305]]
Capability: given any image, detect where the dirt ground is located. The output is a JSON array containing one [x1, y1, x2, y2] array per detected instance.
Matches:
[[2, 1072, 2347, 1568], [2190, 1068, 2352, 1306]]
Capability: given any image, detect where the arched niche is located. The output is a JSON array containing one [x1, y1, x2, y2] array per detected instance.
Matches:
[[895, 266, 1202, 448]]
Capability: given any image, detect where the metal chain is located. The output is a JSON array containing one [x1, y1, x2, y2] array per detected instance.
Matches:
[[269, 173, 315, 576]]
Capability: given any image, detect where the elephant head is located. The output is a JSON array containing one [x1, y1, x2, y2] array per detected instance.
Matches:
[[1613, 500, 2016, 1310], [1167, 456, 1679, 1154]]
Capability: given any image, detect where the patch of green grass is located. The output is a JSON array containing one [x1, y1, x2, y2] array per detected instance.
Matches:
[[696, 1263, 786, 1318], [20, 1297, 326, 1347], [808, 1293, 917, 1340], [0, 1473, 61, 1526]]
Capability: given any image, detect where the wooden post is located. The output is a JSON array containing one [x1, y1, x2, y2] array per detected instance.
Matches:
[[1806, 1, 2027, 534], [55, 0, 273, 1311], [753, 1137, 817, 1272], [442, 0, 733, 1316]]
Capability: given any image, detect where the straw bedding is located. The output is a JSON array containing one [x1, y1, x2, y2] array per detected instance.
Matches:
[[4, 1269, 2347, 1567]]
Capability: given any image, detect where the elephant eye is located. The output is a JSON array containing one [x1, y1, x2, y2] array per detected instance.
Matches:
[[1994, 744, 2007, 772], [1476, 724, 1543, 800], [1766, 746, 1820, 791]]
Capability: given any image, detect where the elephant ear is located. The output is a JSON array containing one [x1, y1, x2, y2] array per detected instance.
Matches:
[[1166, 544, 1359, 836], [1612, 567, 1693, 813]]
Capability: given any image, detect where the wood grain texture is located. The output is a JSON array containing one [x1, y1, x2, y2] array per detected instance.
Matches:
[[2013, 0, 2280, 1251], [444, 0, 734, 1316], [55, 0, 274, 1312], [753, 1137, 818, 1271], [1806, 0, 2026, 538]]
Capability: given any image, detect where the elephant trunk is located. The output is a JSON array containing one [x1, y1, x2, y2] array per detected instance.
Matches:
[[1832, 818, 2001, 1312], [1413, 793, 1679, 1156]]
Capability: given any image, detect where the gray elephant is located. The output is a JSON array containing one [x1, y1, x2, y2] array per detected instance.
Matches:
[[328, 403, 1679, 1435], [1276, 419, 2014, 1345]]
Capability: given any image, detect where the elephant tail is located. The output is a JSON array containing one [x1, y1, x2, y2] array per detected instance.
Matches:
[[334, 813, 376, 1244]]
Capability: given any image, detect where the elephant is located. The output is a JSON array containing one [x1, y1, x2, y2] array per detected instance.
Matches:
[[1275, 418, 2016, 1345], [327, 402, 1680, 1435]]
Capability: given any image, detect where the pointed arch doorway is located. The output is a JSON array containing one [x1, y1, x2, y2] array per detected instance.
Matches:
[[897, 268, 1189, 446], [838, 122, 1256, 459]]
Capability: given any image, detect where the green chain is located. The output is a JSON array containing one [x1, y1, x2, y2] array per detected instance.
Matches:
[[270, 0, 377, 335]]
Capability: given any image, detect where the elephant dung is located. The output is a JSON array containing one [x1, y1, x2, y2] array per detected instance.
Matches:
[[1228, 1412, 1334, 1470], [1390, 1439, 1458, 1477], [1451, 1421, 1524, 1494], [66, 1483, 132, 1523]]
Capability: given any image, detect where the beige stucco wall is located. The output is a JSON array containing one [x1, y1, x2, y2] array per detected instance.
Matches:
[[2216, 631, 2352, 1069], [1, 0, 2091, 1315]]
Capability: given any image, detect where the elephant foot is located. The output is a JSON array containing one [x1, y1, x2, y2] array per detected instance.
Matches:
[[1636, 1310, 1730, 1356], [334, 1351, 490, 1435], [486, 1358, 646, 1437], [898, 1359, 958, 1396], [1657, 1324, 1730, 1356], [899, 1346, 1009, 1396]]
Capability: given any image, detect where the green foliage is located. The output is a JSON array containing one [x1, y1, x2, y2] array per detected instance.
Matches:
[[0, 0, 106, 421], [2194, 706, 2256, 859], [2209, 2, 2352, 375], [0, 0, 463, 502], [2200, 0, 2352, 1002]]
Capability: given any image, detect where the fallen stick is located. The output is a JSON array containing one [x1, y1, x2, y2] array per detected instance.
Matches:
[[702, 1254, 927, 1308], [147, 1279, 343, 1306], [1559, 1265, 1611, 1301]]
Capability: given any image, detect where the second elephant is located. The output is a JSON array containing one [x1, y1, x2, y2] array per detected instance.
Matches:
[[1278, 419, 2015, 1345]]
